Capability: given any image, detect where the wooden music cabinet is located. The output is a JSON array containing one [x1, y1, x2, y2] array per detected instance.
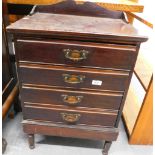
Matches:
[[7, 13, 147, 155]]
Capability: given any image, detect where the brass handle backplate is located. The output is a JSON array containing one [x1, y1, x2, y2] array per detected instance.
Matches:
[[61, 95, 83, 105], [62, 74, 85, 84], [61, 113, 81, 124], [63, 49, 89, 62]]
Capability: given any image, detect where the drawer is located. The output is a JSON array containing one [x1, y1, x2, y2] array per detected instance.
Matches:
[[19, 64, 129, 91], [16, 40, 137, 70], [21, 86, 123, 110], [23, 103, 118, 127]]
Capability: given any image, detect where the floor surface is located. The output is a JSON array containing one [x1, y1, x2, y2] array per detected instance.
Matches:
[[2, 113, 153, 155]]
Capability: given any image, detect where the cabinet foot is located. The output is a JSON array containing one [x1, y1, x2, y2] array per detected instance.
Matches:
[[28, 134, 35, 149], [102, 141, 112, 155], [2, 138, 7, 153]]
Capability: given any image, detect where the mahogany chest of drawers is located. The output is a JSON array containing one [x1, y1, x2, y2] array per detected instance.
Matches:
[[7, 13, 147, 155]]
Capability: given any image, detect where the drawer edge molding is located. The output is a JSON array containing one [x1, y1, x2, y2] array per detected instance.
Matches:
[[19, 60, 131, 72], [22, 119, 119, 133], [22, 83, 124, 94], [21, 86, 123, 110], [19, 63, 130, 76], [17, 39, 137, 52], [22, 84, 123, 97], [23, 102, 118, 115]]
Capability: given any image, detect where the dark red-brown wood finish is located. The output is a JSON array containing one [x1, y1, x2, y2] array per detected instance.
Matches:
[[23, 103, 118, 127], [16, 40, 137, 70], [21, 85, 123, 110], [7, 5, 147, 155], [7, 13, 147, 43], [33, 0, 125, 19], [19, 64, 129, 91]]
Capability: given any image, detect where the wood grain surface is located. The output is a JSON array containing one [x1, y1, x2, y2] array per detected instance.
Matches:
[[19, 64, 129, 91], [8, 10, 148, 152], [7, 0, 144, 12], [16, 39, 137, 70], [23, 103, 118, 127], [129, 78, 153, 144], [7, 13, 147, 43], [21, 85, 123, 110], [23, 120, 119, 141]]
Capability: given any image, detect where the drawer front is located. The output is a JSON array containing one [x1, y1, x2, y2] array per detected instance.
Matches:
[[21, 86, 123, 110], [19, 64, 129, 91], [23, 103, 118, 127], [16, 40, 137, 70]]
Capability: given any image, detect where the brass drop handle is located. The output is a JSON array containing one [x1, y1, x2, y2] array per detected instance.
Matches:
[[61, 95, 83, 105], [61, 113, 81, 124], [62, 74, 85, 84], [63, 49, 89, 62]]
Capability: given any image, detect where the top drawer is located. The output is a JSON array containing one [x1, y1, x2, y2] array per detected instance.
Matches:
[[15, 40, 137, 70]]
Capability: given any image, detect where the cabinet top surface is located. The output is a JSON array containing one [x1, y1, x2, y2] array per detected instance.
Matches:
[[7, 13, 147, 42]]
